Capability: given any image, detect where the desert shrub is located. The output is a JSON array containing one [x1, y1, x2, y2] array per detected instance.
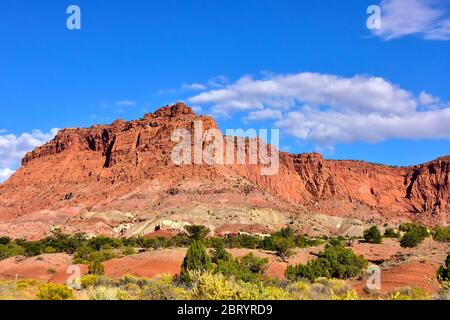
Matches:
[[88, 259, 105, 276], [167, 234, 191, 247], [44, 246, 57, 254], [327, 237, 344, 247], [285, 279, 351, 300], [185, 225, 210, 241], [116, 275, 151, 287], [388, 287, 429, 300], [432, 227, 450, 243], [88, 286, 128, 300], [295, 236, 324, 248], [399, 223, 428, 235], [123, 246, 135, 256], [221, 234, 260, 249], [87, 236, 123, 251], [259, 228, 301, 259], [36, 283, 74, 300], [211, 242, 231, 263], [73, 245, 117, 264], [214, 253, 268, 283], [0, 237, 11, 245], [188, 272, 237, 300], [16, 279, 38, 289], [180, 241, 213, 283], [400, 227, 428, 248], [80, 275, 99, 288], [363, 226, 382, 244], [239, 253, 268, 275], [139, 275, 187, 300], [286, 243, 367, 281], [310, 278, 359, 300], [437, 254, 450, 283], [0, 242, 26, 260], [273, 237, 295, 260], [384, 228, 399, 238], [47, 268, 57, 275], [237, 281, 293, 300], [187, 271, 292, 300]]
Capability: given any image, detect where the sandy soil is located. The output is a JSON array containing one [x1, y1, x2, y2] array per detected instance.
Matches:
[[0, 253, 87, 284]]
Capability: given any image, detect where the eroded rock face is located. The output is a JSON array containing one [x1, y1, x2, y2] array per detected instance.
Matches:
[[0, 103, 448, 236]]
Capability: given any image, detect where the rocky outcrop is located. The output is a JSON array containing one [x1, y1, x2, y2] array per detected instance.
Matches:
[[0, 103, 448, 229]]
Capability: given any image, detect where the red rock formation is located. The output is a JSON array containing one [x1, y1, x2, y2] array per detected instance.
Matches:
[[0, 103, 448, 238]]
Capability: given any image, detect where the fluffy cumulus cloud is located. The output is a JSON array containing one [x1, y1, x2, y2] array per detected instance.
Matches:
[[188, 72, 450, 147], [276, 106, 450, 146], [373, 0, 450, 40], [0, 128, 59, 183], [419, 91, 440, 105], [189, 73, 418, 116]]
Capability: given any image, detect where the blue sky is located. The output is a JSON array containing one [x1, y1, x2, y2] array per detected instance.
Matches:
[[1, 0, 450, 181]]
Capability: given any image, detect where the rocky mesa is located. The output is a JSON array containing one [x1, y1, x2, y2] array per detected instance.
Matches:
[[0, 103, 448, 239]]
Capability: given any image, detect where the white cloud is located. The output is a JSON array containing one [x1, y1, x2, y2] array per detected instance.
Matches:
[[188, 72, 450, 147], [189, 72, 417, 116], [0, 168, 14, 183], [419, 91, 440, 105], [207, 75, 229, 88], [0, 129, 58, 183], [276, 106, 450, 146], [373, 0, 450, 40], [182, 83, 207, 91], [244, 109, 282, 122]]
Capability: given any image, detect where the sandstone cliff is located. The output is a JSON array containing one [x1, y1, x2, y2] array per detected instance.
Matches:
[[0, 103, 448, 239]]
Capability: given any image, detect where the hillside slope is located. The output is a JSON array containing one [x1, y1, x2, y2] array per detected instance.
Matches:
[[0, 103, 448, 239]]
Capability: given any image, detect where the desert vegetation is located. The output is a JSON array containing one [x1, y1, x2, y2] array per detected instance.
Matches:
[[285, 239, 368, 281], [399, 223, 429, 248], [363, 226, 383, 244], [0, 227, 322, 265], [0, 224, 449, 301]]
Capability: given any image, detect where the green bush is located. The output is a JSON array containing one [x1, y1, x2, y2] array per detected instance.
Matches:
[[139, 275, 187, 300], [0, 242, 26, 260], [273, 237, 295, 260], [0, 237, 11, 245], [80, 275, 99, 288], [213, 250, 269, 283], [285, 243, 367, 281], [180, 241, 213, 283], [437, 254, 450, 283], [185, 225, 210, 241], [88, 259, 105, 276], [238, 253, 268, 275], [400, 226, 428, 248], [36, 283, 74, 300], [295, 236, 324, 248], [399, 223, 428, 235], [88, 286, 128, 300], [211, 242, 231, 264], [363, 226, 382, 244], [384, 228, 399, 238], [432, 227, 450, 243]]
